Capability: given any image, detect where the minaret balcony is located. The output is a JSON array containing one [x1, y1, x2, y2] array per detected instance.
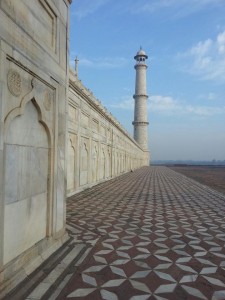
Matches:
[[132, 121, 149, 125], [134, 63, 148, 69], [133, 94, 148, 99]]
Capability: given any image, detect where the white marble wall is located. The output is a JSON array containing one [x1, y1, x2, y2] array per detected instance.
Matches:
[[67, 69, 149, 196], [0, 0, 71, 296], [0, 1, 150, 296]]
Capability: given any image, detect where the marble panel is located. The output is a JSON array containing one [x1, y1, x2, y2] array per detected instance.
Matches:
[[68, 105, 77, 123], [81, 102, 90, 114], [67, 136, 76, 191], [17, 145, 31, 201], [1, 0, 57, 52], [92, 132, 99, 140], [79, 138, 89, 185], [4, 192, 47, 264], [55, 177, 65, 232], [92, 143, 98, 182], [81, 112, 89, 128], [107, 128, 111, 140], [4, 144, 19, 204], [80, 127, 90, 136], [100, 147, 106, 180], [92, 119, 99, 132], [29, 147, 48, 196], [100, 125, 106, 137], [51, 0, 67, 25], [59, 22, 67, 68]]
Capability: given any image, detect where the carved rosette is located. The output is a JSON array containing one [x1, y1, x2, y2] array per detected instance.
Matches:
[[7, 69, 22, 97]]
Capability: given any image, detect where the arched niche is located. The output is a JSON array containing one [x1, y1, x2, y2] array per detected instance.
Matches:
[[3, 99, 51, 264], [67, 137, 76, 191], [107, 148, 111, 178], [100, 148, 106, 180], [92, 145, 98, 182], [80, 142, 88, 186]]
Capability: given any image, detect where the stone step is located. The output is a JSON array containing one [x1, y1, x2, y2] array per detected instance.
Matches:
[[3, 237, 91, 300]]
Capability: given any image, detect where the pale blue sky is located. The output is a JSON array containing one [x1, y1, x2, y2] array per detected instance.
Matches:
[[70, 0, 225, 161]]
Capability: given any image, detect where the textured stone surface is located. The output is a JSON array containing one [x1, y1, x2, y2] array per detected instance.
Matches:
[[60, 166, 225, 300], [4, 166, 225, 299]]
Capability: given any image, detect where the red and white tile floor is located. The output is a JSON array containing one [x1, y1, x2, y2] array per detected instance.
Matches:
[[57, 166, 225, 300]]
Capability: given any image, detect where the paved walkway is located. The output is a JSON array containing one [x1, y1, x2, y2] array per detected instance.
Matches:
[[6, 167, 225, 300]]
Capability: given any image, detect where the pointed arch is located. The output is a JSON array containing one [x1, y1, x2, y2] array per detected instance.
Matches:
[[67, 137, 76, 191], [3, 98, 52, 264], [80, 141, 89, 186], [100, 147, 106, 180], [4, 86, 53, 147], [92, 144, 98, 182]]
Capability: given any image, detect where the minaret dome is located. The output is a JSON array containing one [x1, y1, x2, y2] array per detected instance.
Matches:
[[134, 47, 148, 62]]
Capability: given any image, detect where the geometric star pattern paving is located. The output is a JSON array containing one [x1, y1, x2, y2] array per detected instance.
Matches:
[[57, 166, 225, 300]]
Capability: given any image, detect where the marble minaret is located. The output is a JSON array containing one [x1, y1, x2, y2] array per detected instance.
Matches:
[[133, 47, 149, 151]]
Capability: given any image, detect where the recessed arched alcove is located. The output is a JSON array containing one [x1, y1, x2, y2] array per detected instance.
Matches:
[[80, 142, 88, 186], [100, 148, 106, 180], [92, 146, 98, 183], [107, 148, 111, 178], [4, 99, 50, 264], [67, 138, 76, 191]]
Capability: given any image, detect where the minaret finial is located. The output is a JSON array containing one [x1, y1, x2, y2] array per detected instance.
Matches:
[[75, 56, 79, 77]]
